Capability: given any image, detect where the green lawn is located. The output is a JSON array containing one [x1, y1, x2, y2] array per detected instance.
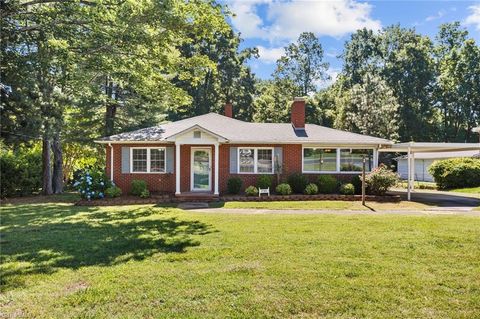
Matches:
[[1, 200, 480, 318], [447, 186, 480, 195]]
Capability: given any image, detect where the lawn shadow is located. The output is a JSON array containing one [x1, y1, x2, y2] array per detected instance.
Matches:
[[0, 203, 213, 291]]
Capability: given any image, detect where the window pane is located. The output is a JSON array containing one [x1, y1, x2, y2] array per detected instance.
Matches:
[[239, 148, 254, 173], [303, 148, 336, 172], [150, 149, 165, 172], [257, 149, 273, 173], [340, 149, 373, 172], [132, 149, 147, 172]]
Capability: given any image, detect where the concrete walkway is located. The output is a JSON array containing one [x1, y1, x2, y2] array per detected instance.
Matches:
[[187, 207, 480, 216]]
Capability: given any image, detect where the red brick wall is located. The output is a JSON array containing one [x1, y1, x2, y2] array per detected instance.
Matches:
[[106, 143, 358, 195], [106, 144, 175, 194]]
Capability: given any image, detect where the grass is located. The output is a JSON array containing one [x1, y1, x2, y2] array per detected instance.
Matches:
[[1, 199, 480, 318], [447, 186, 480, 196], [211, 200, 437, 211]]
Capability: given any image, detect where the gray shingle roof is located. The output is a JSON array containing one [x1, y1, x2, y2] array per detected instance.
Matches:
[[96, 113, 392, 145]]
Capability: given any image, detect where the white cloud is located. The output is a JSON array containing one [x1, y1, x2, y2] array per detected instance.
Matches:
[[228, 0, 381, 42], [257, 45, 284, 63], [465, 4, 480, 30], [426, 10, 445, 22]]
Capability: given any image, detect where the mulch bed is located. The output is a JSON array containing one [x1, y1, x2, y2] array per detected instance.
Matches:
[[75, 193, 400, 206]]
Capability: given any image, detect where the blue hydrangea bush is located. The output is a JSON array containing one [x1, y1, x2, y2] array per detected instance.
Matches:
[[74, 168, 112, 200]]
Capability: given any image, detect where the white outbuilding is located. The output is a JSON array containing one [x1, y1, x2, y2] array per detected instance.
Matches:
[[395, 150, 480, 182]]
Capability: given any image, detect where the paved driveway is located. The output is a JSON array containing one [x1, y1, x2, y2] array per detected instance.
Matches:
[[390, 190, 479, 208]]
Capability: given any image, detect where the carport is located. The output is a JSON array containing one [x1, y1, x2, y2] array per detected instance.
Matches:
[[379, 142, 480, 200]]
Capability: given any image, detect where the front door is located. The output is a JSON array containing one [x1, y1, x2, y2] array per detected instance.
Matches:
[[191, 148, 211, 191]]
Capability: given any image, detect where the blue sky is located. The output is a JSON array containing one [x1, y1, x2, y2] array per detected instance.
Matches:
[[224, 0, 480, 85]]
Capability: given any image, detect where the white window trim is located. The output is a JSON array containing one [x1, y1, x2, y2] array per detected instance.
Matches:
[[302, 146, 376, 174], [130, 147, 167, 174], [237, 147, 274, 174]]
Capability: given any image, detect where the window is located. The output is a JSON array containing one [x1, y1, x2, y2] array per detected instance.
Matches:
[[238, 148, 273, 174], [150, 149, 166, 172], [131, 148, 166, 173], [239, 148, 255, 173], [303, 148, 336, 172], [257, 149, 273, 173], [340, 149, 373, 172], [132, 149, 147, 172], [193, 130, 201, 138]]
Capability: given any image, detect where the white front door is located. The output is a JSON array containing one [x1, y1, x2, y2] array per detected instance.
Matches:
[[191, 148, 211, 191]]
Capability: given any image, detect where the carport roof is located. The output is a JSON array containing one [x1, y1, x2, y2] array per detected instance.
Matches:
[[379, 142, 480, 153]]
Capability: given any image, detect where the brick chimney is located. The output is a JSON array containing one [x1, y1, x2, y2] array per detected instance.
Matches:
[[291, 97, 305, 129], [224, 102, 233, 118]]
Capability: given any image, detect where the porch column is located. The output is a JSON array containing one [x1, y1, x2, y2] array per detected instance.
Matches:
[[175, 142, 181, 195], [214, 143, 219, 195], [109, 143, 114, 181]]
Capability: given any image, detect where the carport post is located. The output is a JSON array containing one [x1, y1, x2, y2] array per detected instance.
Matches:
[[407, 146, 411, 201], [411, 152, 415, 191]]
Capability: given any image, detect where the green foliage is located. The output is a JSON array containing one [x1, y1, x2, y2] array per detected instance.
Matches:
[[131, 180, 148, 197], [287, 173, 308, 194], [227, 177, 243, 195], [429, 158, 480, 189], [350, 175, 362, 195], [275, 183, 292, 195], [256, 175, 272, 189], [105, 186, 122, 198], [74, 168, 110, 200], [244, 186, 258, 196], [304, 183, 319, 195], [274, 32, 329, 96], [339, 183, 355, 195], [140, 189, 151, 199], [317, 175, 338, 194], [365, 165, 399, 195], [0, 145, 42, 197]]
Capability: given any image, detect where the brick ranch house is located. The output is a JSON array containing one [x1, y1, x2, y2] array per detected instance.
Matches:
[[96, 98, 393, 197]]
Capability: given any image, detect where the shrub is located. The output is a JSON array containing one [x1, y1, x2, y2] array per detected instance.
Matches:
[[256, 174, 272, 189], [350, 175, 362, 195], [287, 173, 308, 194], [275, 183, 292, 195], [317, 175, 338, 194], [131, 179, 148, 196], [105, 186, 122, 198], [339, 183, 355, 195], [227, 177, 243, 194], [245, 185, 258, 196], [304, 183, 318, 195], [140, 189, 150, 198], [0, 145, 42, 197], [365, 164, 399, 195], [74, 168, 111, 200], [429, 158, 480, 189]]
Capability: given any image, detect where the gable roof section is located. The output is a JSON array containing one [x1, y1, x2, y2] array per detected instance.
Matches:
[[96, 113, 393, 145]]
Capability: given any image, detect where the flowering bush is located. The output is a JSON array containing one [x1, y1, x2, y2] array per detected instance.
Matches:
[[365, 164, 399, 195], [74, 168, 112, 200]]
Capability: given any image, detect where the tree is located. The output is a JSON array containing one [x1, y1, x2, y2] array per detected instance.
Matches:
[[274, 32, 329, 96], [336, 73, 400, 141], [252, 79, 297, 123], [434, 22, 478, 141], [171, 29, 258, 121]]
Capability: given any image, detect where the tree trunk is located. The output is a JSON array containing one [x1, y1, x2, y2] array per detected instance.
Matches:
[[104, 79, 117, 136], [42, 138, 53, 195], [52, 134, 63, 194]]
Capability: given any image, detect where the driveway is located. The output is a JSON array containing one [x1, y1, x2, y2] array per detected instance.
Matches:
[[390, 189, 479, 209]]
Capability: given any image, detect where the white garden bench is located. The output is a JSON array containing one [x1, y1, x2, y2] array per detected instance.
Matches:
[[258, 187, 270, 197]]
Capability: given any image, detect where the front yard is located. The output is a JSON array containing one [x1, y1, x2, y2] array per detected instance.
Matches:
[[1, 199, 479, 318]]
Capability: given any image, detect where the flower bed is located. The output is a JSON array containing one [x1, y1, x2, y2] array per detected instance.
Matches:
[[76, 194, 171, 206]]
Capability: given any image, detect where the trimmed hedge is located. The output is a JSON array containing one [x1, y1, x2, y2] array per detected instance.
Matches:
[[429, 158, 480, 189], [287, 173, 308, 194], [227, 177, 242, 194], [317, 175, 338, 194]]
